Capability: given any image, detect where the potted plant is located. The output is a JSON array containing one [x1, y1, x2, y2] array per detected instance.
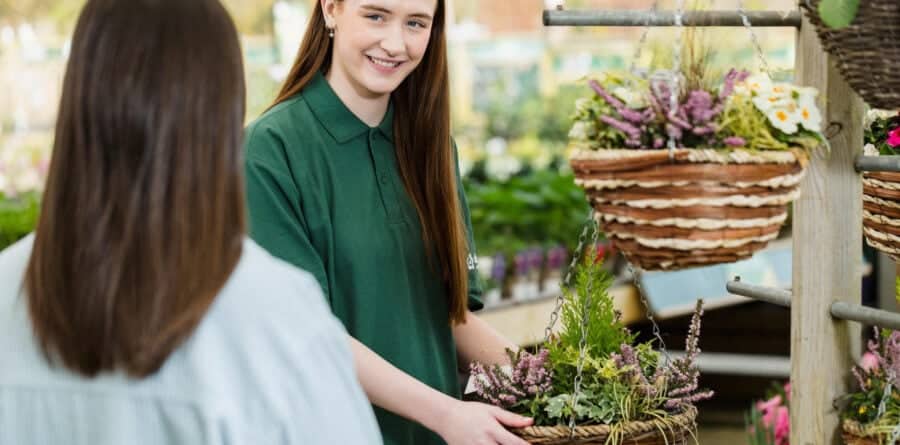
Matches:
[[860, 110, 900, 261], [567, 66, 823, 270], [468, 251, 712, 444], [840, 329, 900, 444], [801, 0, 900, 109]]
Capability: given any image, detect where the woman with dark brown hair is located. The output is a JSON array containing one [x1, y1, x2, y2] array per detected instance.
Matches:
[[0, 1, 381, 444], [244, 1, 532, 444]]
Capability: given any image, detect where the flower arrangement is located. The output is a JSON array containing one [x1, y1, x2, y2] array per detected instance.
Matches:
[[468, 250, 712, 443], [863, 110, 900, 156], [568, 69, 824, 153], [841, 328, 900, 441], [746, 382, 791, 445]]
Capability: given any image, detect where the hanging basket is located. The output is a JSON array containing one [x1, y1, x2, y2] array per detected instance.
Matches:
[[842, 418, 893, 445], [801, 0, 900, 110], [863, 171, 900, 261], [570, 148, 807, 271], [513, 407, 696, 445]]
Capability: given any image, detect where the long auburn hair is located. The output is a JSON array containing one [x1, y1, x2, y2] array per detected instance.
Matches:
[[271, 0, 469, 325], [25, 0, 247, 377]]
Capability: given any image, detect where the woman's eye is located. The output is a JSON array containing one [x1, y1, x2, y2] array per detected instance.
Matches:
[[366, 14, 385, 22], [408, 20, 426, 29]]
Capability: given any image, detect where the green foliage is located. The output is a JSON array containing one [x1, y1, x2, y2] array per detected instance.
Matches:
[[0, 193, 40, 251], [464, 169, 590, 256], [866, 113, 900, 156], [550, 254, 633, 361], [818, 0, 860, 29], [720, 94, 824, 152]]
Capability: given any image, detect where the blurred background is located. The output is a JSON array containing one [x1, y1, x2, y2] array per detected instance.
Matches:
[[0, 0, 824, 441]]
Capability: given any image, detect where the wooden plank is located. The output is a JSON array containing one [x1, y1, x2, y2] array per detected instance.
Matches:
[[478, 284, 641, 346], [792, 12, 865, 445]]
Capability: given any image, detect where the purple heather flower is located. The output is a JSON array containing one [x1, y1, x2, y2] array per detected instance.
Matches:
[[724, 136, 746, 147], [514, 251, 531, 277], [470, 348, 553, 408], [600, 115, 642, 139], [491, 254, 507, 283]]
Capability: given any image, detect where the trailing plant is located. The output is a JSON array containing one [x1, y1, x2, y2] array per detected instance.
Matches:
[[469, 248, 713, 442]]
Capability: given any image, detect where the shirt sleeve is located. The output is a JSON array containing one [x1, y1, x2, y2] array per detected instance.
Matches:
[[273, 273, 383, 445], [244, 125, 331, 302], [451, 139, 484, 312]]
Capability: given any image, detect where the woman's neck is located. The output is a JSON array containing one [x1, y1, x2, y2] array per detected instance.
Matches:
[[325, 68, 390, 128]]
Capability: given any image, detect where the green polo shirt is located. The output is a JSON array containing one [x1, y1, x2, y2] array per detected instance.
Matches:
[[243, 72, 483, 445]]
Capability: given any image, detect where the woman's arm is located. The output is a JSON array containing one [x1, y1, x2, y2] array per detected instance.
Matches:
[[452, 310, 519, 370], [348, 336, 531, 445]]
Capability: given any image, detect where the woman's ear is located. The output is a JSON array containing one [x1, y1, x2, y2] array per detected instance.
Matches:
[[321, 0, 338, 29]]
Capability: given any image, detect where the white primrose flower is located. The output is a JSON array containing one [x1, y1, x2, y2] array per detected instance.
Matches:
[[766, 107, 800, 134], [611, 86, 648, 109], [796, 94, 822, 132], [568, 120, 594, 141], [735, 73, 773, 96], [864, 143, 880, 156]]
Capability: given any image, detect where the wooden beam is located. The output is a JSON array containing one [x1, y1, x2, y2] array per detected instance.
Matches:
[[791, 10, 865, 444]]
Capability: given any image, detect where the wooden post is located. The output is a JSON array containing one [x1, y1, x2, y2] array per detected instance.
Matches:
[[791, 10, 865, 445]]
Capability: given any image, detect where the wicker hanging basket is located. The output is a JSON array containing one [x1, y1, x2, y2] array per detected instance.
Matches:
[[570, 148, 807, 271], [863, 171, 900, 261], [842, 418, 895, 445], [801, 0, 900, 110], [513, 407, 696, 445]]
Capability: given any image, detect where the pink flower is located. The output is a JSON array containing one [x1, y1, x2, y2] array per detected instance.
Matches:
[[756, 395, 782, 427], [784, 382, 791, 402], [861, 351, 880, 371], [774, 406, 790, 445], [888, 127, 900, 148]]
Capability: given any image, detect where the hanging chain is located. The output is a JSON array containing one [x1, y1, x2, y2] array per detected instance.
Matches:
[[627, 264, 671, 363], [665, 0, 686, 160], [736, 0, 773, 79], [569, 209, 602, 435], [543, 208, 597, 344], [627, 0, 661, 82]]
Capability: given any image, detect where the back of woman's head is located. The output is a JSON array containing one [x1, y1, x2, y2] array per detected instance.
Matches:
[[25, 0, 246, 378]]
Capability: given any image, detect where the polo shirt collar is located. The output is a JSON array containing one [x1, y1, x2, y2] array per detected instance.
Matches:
[[302, 71, 394, 144]]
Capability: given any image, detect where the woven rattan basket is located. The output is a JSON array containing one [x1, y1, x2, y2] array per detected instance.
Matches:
[[801, 0, 900, 110], [842, 418, 893, 445], [863, 171, 900, 261], [513, 407, 696, 445], [570, 148, 807, 271]]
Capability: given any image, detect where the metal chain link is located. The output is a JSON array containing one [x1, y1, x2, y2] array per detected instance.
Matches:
[[627, 264, 671, 362], [737, 0, 773, 79], [569, 210, 602, 435], [665, 0, 686, 160], [543, 209, 597, 344], [627, 0, 661, 83]]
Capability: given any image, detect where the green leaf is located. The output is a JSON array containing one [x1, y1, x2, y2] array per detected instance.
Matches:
[[818, 0, 860, 29]]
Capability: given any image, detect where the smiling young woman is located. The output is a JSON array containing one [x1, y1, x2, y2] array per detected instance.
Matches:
[[243, 1, 533, 444]]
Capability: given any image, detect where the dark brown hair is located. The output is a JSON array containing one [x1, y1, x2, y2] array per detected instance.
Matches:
[[271, 0, 469, 325], [25, 0, 247, 377]]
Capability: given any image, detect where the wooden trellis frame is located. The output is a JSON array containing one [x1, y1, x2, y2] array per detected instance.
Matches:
[[544, 4, 884, 443]]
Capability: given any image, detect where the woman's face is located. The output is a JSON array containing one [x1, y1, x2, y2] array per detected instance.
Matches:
[[323, 0, 438, 98]]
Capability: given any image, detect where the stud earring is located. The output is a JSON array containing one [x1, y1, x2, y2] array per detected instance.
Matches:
[[328, 27, 335, 38]]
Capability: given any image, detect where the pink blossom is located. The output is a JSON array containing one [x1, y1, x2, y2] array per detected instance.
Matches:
[[861, 351, 880, 371], [756, 395, 782, 427], [774, 406, 790, 445], [888, 127, 900, 148]]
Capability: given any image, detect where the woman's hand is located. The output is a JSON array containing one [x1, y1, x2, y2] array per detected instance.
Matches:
[[434, 400, 533, 445]]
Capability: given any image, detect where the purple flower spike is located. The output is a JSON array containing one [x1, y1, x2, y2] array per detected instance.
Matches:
[[724, 136, 746, 147]]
